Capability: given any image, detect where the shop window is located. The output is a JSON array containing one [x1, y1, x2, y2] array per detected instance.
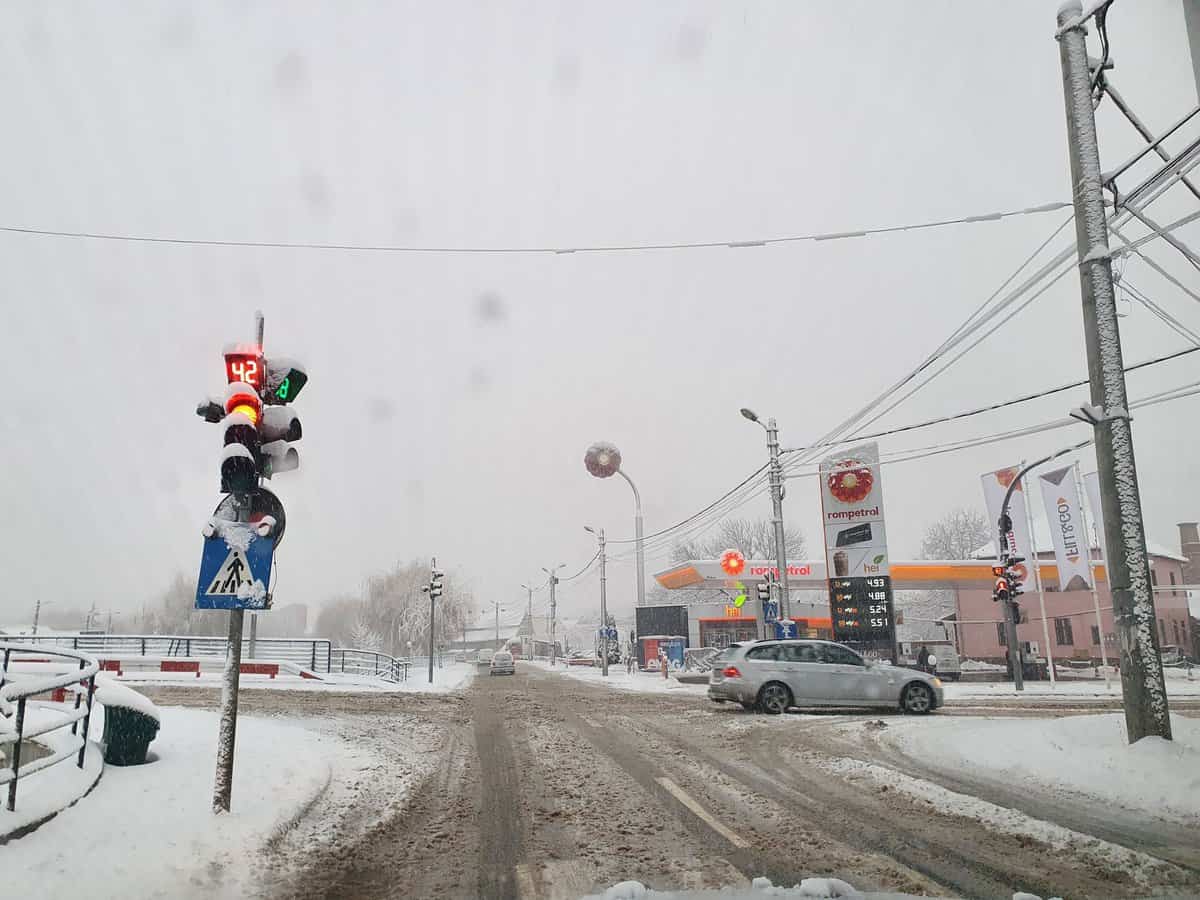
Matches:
[[1170, 571, 1178, 597], [1151, 569, 1158, 586], [1054, 617, 1074, 646]]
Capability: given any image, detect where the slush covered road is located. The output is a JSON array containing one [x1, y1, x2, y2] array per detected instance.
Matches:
[[140, 666, 1200, 899]]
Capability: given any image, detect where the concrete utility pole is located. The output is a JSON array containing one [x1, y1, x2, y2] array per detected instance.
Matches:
[[740, 409, 791, 619], [1057, 2, 1171, 742], [543, 564, 566, 667], [586, 526, 609, 676]]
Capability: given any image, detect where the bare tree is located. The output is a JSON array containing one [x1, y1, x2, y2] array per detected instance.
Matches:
[[671, 517, 806, 563], [920, 507, 990, 561]]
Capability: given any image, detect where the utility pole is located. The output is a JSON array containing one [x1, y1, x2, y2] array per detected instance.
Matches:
[[543, 564, 565, 667], [586, 525, 609, 676], [740, 409, 791, 620], [1057, 2, 1172, 741]]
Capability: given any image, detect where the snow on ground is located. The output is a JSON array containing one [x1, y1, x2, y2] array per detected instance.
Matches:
[[526, 659, 707, 696], [944, 670, 1200, 700], [113, 659, 477, 693], [809, 751, 1178, 888], [878, 712, 1200, 826], [583, 875, 933, 899], [3, 705, 377, 898]]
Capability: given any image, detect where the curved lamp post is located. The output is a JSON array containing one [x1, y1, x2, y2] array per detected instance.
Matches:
[[584, 442, 646, 610]]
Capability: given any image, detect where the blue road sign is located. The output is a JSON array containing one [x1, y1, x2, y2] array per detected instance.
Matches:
[[773, 619, 798, 640], [762, 598, 780, 624], [195, 528, 275, 611]]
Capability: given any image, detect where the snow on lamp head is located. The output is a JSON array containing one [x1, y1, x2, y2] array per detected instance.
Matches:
[[584, 441, 622, 479]]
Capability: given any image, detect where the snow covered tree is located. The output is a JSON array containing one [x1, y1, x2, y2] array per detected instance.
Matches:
[[920, 507, 990, 560], [671, 517, 806, 563]]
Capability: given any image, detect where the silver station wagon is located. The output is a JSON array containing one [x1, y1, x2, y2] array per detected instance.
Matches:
[[708, 639, 944, 715]]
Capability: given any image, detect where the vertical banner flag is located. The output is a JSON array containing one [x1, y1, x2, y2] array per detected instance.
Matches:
[[1083, 471, 1108, 563], [819, 442, 895, 662], [980, 466, 1034, 589], [1037, 467, 1092, 591]]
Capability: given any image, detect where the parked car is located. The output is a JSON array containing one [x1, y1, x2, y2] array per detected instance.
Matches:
[[898, 640, 962, 681], [489, 650, 515, 676], [476, 649, 496, 667], [708, 639, 943, 715]]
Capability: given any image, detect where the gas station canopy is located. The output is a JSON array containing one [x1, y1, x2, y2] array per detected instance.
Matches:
[[653, 558, 1108, 592]]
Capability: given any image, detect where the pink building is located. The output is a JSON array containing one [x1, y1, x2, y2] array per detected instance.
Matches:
[[956, 536, 1192, 666]]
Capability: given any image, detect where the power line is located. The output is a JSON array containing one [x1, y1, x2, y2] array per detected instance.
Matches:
[[0, 201, 1073, 256]]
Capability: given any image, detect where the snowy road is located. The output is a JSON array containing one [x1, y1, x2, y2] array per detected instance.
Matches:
[[135, 667, 1200, 899]]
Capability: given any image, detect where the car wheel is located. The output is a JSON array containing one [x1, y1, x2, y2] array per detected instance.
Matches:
[[902, 682, 934, 715], [757, 682, 792, 715]]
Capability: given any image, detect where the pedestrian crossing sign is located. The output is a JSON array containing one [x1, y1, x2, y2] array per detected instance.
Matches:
[[195, 526, 275, 610]]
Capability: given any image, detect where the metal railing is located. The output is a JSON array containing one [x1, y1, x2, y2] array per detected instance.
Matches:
[[682, 647, 720, 672], [1, 643, 99, 812], [331, 649, 411, 683], [1, 634, 333, 674]]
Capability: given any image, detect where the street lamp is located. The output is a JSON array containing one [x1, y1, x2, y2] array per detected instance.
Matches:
[[542, 564, 566, 666], [584, 525, 610, 676], [584, 442, 646, 610], [740, 407, 791, 621]]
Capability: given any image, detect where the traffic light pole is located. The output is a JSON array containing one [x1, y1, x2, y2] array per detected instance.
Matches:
[[1057, 4, 1171, 742], [427, 557, 437, 685], [548, 573, 558, 667], [213, 496, 247, 813]]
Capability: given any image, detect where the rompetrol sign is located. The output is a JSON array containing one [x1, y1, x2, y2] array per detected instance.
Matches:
[[748, 564, 812, 578]]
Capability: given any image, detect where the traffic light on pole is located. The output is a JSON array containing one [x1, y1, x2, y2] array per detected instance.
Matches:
[[221, 382, 262, 494], [756, 581, 771, 604], [430, 569, 445, 599]]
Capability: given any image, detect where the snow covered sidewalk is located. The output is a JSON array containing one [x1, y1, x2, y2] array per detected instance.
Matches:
[[526, 659, 707, 696], [945, 669, 1200, 701], [3, 705, 377, 898], [878, 712, 1200, 826]]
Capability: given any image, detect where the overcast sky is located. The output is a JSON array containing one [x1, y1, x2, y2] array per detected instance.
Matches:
[[2, 1, 1199, 629]]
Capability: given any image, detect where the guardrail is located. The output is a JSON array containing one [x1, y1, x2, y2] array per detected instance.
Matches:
[[331, 649, 411, 683], [1, 642, 99, 812], [1, 634, 333, 674]]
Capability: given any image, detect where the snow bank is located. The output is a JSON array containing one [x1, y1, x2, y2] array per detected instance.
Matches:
[[529, 659, 707, 696], [881, 713, 1200, 825], [3, 706, 375, 898], [584, 876, 926, 899], [944, 677, 1200, 700]]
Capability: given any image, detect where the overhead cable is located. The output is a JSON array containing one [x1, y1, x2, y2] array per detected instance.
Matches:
[[0, 201, 1073, 256]]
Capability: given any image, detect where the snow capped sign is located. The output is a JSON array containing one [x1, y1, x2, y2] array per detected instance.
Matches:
[[980, 466, 1033, 588], [1037, 466, 1092, 591], [195, 523, 274, 611]]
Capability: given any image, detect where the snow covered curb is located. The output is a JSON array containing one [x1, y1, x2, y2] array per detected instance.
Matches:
[[877, 713, 1200, 826], [0, 705, 104, 839]]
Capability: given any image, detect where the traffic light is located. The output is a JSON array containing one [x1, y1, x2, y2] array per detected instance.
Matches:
[[265, 358, 309, 406], [430, 569, 445, 599], [756, 581, 771, 603], [993, 576, 1009, 603], [260, 407, 302, 478], [220, 382, 262, 494]]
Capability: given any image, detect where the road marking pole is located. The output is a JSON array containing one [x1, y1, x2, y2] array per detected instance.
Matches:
[[655, 776, 749, 848]]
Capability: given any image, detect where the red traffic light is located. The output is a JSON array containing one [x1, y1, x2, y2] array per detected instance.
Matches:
[[991, 565, 1005, 577], [224, 382, 262, 426], [720, 549, 746, 576]]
